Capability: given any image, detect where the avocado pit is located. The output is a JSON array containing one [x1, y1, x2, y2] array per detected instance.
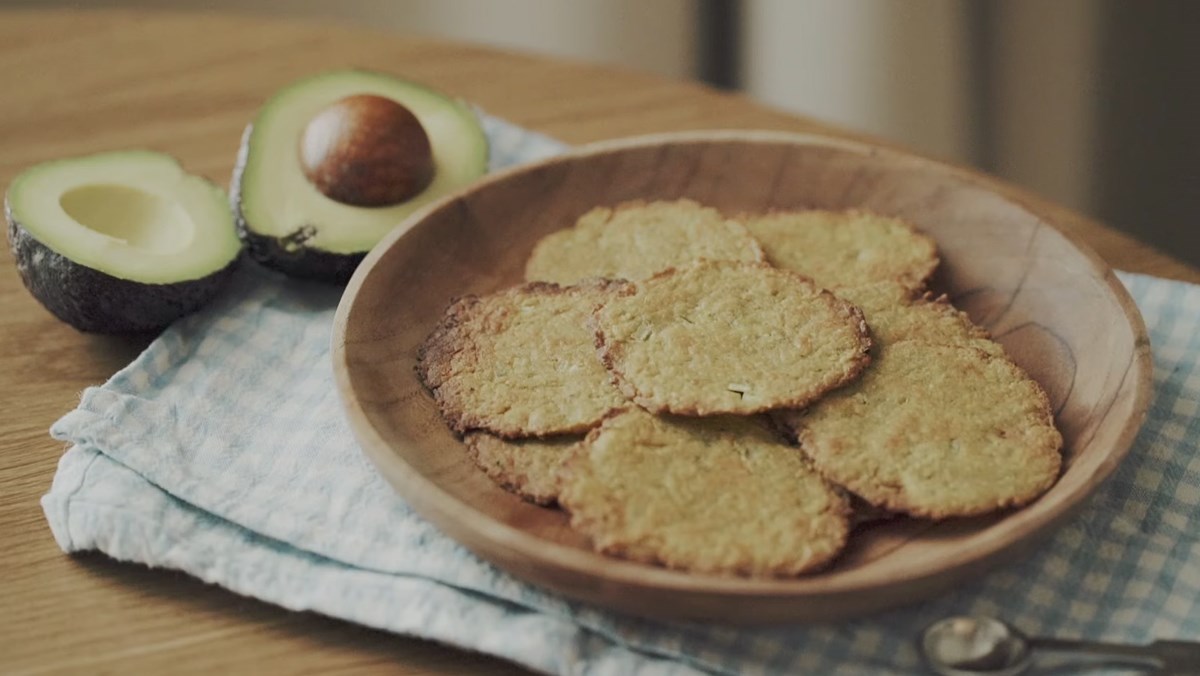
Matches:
[[299, 94, 435, 207]]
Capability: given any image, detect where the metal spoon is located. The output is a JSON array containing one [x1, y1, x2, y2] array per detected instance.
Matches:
[[919, 615, 1200, 675]]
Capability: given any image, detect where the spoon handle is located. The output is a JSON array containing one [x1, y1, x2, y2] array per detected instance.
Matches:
[[1031, 636, 1200, 669], [1152, 640, 1200, 672]]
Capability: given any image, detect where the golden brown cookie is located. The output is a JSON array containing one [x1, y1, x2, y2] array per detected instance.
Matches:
[[838, 281, 1004, 356], [559, 409, 851, 576], [464, 432, 581, 506], [416, 279, 631, 437], [524, 199, 764, 284], [592, 261, 872, 416], [744, 209, 938, 291], [779, 342, 1062, 519]]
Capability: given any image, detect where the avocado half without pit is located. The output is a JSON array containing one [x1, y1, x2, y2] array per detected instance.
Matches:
[[232, 70, 490, 284], [6, 151, 241, 333]]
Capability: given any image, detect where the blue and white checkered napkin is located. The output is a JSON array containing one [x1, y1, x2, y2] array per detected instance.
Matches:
[[43, 116, 1200, 675]]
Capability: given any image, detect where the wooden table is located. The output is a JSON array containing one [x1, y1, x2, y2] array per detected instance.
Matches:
[[1, 9, 1196, 675]]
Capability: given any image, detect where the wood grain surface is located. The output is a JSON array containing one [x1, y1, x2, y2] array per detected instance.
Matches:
[[333, 131, 1151, 623], [0, 8, 1195, 675]]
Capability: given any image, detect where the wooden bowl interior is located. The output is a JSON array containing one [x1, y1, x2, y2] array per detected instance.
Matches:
[[335, 133, 1150, 622]]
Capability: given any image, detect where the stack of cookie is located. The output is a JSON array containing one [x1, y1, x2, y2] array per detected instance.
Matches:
[[417, 199, 1062, 577]]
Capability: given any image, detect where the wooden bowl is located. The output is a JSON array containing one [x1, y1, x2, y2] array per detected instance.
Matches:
[[332, 131, 1152, 624]]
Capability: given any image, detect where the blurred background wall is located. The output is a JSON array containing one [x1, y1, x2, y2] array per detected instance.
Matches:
[[6, 0, 1197, 264]]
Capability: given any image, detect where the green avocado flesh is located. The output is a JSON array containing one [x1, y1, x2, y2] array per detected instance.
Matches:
[[6, 150, 241, 333], [232, 69, 489, 283]]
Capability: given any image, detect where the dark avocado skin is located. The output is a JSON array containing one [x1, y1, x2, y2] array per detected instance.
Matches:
[[234, 222, 363, 285], [233, 212, 364, 284], [230, 123, 365, 285], [6, 209, 238, 334]]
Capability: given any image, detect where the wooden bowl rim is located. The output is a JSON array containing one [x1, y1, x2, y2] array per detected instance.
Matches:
[[332, 129, 1153, 601]]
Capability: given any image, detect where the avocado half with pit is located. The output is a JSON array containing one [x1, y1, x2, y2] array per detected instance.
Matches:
[[232, 70, 489, 284], [6, 150, 241, 333]]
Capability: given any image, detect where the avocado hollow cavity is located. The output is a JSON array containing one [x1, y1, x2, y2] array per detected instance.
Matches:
[[6, 150, 241, 333], [59, 183, 196, 255]]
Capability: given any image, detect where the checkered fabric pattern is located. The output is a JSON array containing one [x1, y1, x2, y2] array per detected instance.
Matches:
[[42, 116, 1200, 675]]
